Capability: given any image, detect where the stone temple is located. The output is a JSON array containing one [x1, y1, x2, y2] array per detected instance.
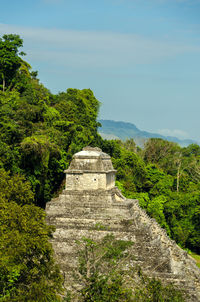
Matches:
[[46, 147, 200, 301], [64, 147, 116, 191]]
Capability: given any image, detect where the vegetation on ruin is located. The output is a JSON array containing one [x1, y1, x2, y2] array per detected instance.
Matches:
[[66, 235, 185, 302], [0, 34, 199, 300]]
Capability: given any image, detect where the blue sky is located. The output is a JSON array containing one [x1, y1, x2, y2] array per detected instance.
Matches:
[[1, 0, 200, 141]]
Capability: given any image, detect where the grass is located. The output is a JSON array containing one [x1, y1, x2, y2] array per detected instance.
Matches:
[[190, 252, 200, 269]]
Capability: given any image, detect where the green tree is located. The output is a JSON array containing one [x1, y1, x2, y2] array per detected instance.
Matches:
[[147, 195, 170, 232], [112, 147, 148, 192], [143, 138, 181, 176], [0, 168, 34, 205], [0, 198, 63, 301], [0, 34, 25, 92], [133, 271, 184, 302], [20, 135, 61, 207], [75, 234, 134, 302], [164, 192, 200, 252]]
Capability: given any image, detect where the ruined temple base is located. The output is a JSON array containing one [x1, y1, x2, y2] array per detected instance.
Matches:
[[46, 187, 200, 301]]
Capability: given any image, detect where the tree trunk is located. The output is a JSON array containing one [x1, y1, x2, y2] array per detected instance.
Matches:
[[177, 161, 181, 192], [2, 74, 5, 92]]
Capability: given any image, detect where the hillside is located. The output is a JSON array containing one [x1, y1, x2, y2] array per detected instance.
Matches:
[[98, 119, 197, 147]]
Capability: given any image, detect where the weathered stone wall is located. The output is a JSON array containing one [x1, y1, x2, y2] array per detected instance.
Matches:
[[46, 187, 200, 302], [106, 171, 115, 189], [65, 172, 108, 190]]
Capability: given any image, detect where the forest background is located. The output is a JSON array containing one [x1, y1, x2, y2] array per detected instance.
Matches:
[[0, 34, 199, 301]]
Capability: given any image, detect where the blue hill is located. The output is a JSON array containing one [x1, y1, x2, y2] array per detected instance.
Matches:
[[98, 120, 197, 147]]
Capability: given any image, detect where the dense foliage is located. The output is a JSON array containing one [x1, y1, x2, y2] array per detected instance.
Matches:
[[0, 171, 63, 301], [0, 34, 199, 300], [0, 34, 26, 92], [0, 45, 101, 207], [0, 34, 101, 301], [99, 138, 200, 253]]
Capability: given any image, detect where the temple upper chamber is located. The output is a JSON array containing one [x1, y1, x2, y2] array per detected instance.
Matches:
[[64, 147, 116, 191]]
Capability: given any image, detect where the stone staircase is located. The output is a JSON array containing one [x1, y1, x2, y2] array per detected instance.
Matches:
[[46, 188, 200, 301]]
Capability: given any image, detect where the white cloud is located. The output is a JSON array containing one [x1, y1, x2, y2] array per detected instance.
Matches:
[[0, 23, 200, 69], [157, 128, 189, 139]]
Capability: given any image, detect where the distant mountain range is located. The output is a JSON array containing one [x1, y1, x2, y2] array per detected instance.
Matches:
[[98, 120, 198, 147]]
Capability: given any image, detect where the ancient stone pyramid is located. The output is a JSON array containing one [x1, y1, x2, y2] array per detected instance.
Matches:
[[46, 147, 200, 301]]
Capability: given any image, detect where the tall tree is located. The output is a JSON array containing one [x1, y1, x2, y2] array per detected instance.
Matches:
[[0, 34, 25, 92]]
